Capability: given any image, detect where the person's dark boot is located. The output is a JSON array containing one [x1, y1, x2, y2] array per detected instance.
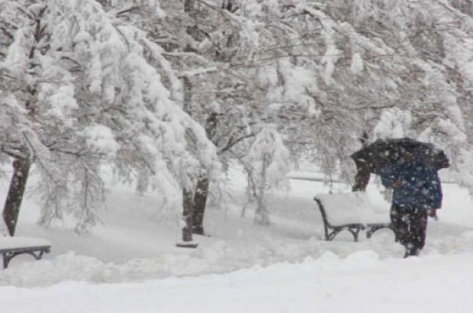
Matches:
[[192, 226, 211, 237], [404, 245, 420, 258], [192, 226, 205, 235]]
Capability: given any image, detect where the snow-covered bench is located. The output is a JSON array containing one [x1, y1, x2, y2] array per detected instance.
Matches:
[[0, 220, 51, 269], [314, 192, 395, 242], [0, 236, 51, 269]]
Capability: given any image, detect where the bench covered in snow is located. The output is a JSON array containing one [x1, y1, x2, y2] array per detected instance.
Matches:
[[314, 192, 395, 242], [0, 236, 51, 269]]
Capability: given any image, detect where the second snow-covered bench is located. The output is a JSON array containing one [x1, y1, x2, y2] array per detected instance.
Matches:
[[314, 192, 395, 242], [0, 237, 51, 269]]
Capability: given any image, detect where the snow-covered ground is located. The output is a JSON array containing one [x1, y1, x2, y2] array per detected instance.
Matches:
[[4, 252, 473, 313], [2, 169, 473, 312]]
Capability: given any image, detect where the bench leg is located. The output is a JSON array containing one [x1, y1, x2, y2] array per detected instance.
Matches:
[[367, 226, 382, 239], [327, 228, 343, 241], [2, 252, 13, 269], [367, 225, 398, 241], [2, 249, 49, 269], [327, 226, 362, 242], [348, 227, 362, 242]]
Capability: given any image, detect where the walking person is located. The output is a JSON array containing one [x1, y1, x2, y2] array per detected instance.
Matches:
[[380, 150, 443, 257]]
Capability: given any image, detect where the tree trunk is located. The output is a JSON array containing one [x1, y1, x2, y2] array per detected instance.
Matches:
[[191, 112, 218, 235], [352, 169, 371, 192], [221, 0, 237, 12], [177, 189, 198, 248], [192, 177, 209, 235], [2, 158, 31, 236], [352, 132, 370, 192], [184, 0, 196, 13], [255, 153, 270, 225], [177, 73, 198, 247]]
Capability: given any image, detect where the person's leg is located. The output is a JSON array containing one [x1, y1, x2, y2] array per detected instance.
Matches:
[[390, 205, 411, 254], [408, 208, 428, 255], [391, 205, 427, 257]]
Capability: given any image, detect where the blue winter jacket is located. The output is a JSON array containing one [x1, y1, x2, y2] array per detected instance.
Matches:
[[380, 157, 442, 210]]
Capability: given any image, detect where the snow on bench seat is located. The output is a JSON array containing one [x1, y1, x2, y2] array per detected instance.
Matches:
[[0, 237, 51, 251], [314, 192, 395, 242], [0, 218, 52, 269]]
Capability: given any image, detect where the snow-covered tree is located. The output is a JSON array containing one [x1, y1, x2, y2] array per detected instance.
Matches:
[[0, 0, 218, 235], [5, 0, 473, 237], [243, 125, 291, 224]]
